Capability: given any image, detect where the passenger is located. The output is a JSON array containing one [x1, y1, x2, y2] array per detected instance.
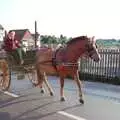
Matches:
[[4, 30, 24, 65]]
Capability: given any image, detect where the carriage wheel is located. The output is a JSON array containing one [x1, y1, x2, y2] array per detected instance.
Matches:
[[0, 59, 11, 91]]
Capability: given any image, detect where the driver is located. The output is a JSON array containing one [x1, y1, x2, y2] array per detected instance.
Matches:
[[3, 30, 24, 65]]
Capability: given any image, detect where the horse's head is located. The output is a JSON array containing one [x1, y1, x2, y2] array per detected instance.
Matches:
[[66, 36, 101, 62], [84, 36, 101, 62]]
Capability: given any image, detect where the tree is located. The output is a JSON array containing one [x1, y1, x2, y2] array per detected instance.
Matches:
[[59, 34, 68, 44], [40, 35, 49, 44], [40, 34, 70, 45]]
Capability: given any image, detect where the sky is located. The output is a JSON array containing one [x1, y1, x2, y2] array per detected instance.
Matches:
[[0, 0, 120, 39]]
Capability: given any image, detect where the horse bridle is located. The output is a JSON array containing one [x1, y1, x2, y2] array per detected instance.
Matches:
[[85, 43, 97, 57]]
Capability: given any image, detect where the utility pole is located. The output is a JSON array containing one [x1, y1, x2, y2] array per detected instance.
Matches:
[[35, 21, 37, 48]]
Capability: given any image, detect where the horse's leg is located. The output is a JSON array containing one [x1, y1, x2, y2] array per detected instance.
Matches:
[[43, 72, 54, 96], [39, 84, 45, 93], [73, 71, 84, 104], [60, 76, 65, 101], [36, 67, 45, 93], [38, 78, 45, 94]]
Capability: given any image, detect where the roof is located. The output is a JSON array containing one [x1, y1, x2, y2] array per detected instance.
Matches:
[[0, 24, 4, 29], [9, 29, 29, 40]]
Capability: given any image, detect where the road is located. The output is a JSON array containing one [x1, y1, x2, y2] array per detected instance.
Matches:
[[0, 75, 120, 120]]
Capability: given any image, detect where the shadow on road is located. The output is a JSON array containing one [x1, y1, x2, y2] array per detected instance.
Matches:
[[12, 101, 82, 120], [0, 95, 52, 109], [0, 112, 12, 120]]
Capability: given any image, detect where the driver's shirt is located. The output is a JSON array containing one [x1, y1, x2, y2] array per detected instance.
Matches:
[[4, 37, 20, 52]]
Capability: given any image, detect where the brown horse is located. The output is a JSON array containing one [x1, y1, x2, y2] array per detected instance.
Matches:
[[35, 36, 101, 104]]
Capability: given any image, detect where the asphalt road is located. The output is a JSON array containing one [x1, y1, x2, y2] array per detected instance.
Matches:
[[0, 75, 120, 120]]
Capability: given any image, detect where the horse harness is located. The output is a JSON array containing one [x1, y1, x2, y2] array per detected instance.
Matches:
[[39, 43, 97, 70], [38, 46, 79, 71], [52, 47, 79, 71]]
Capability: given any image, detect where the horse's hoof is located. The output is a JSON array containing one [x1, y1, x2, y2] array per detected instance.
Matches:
[[60, 97, 65, 101], [79, 99, 84, 104], [50, 92, 54, 96], [40, 89, 44, 93]]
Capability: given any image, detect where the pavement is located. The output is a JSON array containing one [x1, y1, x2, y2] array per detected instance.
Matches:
[[0, 75, 120, 120]]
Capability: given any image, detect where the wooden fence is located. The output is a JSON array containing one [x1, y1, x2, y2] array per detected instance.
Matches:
[[79, 49, 120, 84]]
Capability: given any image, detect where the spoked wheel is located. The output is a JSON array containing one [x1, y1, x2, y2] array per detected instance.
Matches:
[[0, 59, 11, 91]]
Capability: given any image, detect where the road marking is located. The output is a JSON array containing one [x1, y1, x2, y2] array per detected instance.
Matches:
[[57, 111, 87, 120], [1, 91, 19, 97]]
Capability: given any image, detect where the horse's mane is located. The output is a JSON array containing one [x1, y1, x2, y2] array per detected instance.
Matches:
[[67, 36, 88, 45]]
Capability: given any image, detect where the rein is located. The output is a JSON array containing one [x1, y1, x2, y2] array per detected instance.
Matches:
[[38, 60, 79, 66], [38, 60, 52, 65]]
